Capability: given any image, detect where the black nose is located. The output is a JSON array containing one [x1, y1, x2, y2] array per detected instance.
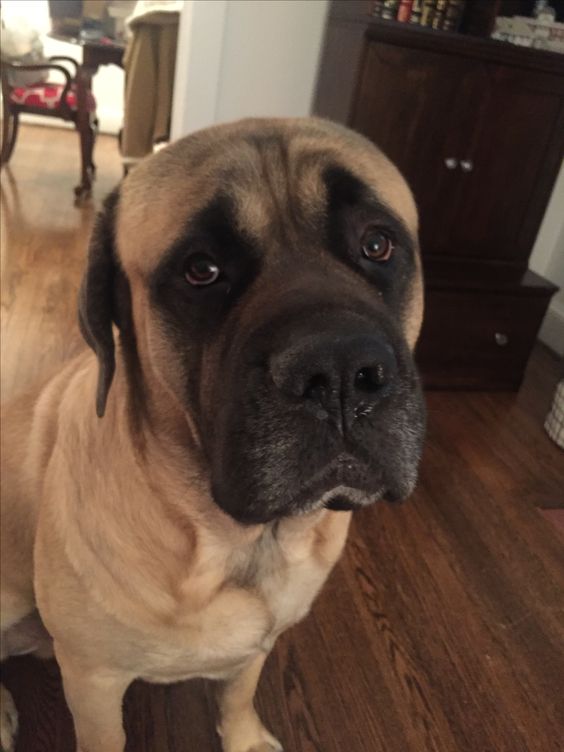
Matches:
[[270, 333, 397, 432]]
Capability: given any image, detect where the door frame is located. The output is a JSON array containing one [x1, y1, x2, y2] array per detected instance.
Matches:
[[170, 0, 228, 140]]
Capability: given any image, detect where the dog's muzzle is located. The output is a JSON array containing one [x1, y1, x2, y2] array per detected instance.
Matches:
[[270, 331, 397, 437], [210, 304, 425, 524]]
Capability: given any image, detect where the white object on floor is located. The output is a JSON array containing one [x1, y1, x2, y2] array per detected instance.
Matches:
[[545, 379, 564, 449]]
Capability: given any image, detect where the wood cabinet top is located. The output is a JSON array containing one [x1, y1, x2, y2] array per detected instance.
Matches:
[[328, 2, 564, 77]]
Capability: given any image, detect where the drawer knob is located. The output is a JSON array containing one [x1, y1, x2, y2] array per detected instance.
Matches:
[[444, 157, 458, 170], [495, 332, 509, 347], [460, 159, 474, 173]]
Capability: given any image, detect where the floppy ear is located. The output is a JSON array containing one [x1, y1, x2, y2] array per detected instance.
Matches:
[[78, 190, 121, 418]]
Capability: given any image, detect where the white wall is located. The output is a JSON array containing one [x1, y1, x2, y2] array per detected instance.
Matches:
[[170, 0, 228, 138], [215, 0, 329, 123], [171, 0, 329, 139], [530, 159, 564, 356]]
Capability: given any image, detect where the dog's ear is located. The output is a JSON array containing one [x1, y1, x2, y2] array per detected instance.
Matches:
[[78, 189, 121, 418]]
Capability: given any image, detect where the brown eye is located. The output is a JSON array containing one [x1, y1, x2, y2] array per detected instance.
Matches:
[[361, 229, 394, 262], [184, 253, 220, 286]]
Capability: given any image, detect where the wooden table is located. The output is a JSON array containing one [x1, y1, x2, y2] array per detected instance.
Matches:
[[49, 34, 125, 199]]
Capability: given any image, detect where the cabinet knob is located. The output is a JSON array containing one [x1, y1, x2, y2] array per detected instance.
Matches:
[[494, 332, 509, 347], [460, 159, 474, 172], [444, 157, 458, 170]]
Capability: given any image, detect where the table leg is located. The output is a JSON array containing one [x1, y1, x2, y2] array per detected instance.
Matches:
[[74, 64, 97, 203]]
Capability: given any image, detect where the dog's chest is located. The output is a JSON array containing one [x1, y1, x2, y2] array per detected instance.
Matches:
[[138, 522, 333, 682], [232, 526, 328, 642], [135, 514, 349, 684]]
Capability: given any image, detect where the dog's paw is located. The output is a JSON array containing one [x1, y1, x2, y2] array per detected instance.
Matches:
[[0, 686, 18, 752], [222, 738, 283, 752], [218, 713, 283, 752]]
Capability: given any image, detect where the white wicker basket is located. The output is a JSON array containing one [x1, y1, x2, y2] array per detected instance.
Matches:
[[545, 379, 564, 449]]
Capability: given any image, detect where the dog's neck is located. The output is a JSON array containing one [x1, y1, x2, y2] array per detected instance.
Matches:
[[106, 345, 267, 539], [61, 347, 341, 629]]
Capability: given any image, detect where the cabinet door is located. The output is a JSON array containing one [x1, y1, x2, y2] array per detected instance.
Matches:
[[447, 63, 564, 263], [350, 41, 476, 256], [416, 288, 552, 388]]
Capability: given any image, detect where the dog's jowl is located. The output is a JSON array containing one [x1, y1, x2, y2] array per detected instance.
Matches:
[[0, 118, 425, 752]]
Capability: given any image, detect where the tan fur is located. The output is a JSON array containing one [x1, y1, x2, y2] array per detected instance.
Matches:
[[117, 118, 419, 276], [0, 117, 421, 752]]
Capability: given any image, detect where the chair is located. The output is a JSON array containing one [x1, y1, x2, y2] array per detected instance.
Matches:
[[1, 56, 98, 201]]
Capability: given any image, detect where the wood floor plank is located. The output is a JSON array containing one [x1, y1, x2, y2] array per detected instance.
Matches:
[[1, 126, 563, 752]]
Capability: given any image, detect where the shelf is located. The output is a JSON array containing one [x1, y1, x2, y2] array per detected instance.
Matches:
[[423, 258, 558, 296], [328, 0, 564, 77], [363, 19, 564, 75]]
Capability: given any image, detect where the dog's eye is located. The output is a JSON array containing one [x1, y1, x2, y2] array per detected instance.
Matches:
[[361, 229, 394, 262], [184, 253, 220, 286]]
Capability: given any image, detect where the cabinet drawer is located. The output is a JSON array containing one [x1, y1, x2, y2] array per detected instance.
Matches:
[[416, 290, 552, 389]]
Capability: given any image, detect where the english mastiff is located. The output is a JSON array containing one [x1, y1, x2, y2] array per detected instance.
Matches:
[[0, 118, 425, 752]]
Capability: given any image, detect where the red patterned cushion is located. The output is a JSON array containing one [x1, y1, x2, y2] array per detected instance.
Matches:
[[9, 82, 96, 113]]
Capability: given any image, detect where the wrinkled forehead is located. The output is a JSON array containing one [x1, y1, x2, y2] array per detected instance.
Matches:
[[116, 119, 418, 275]]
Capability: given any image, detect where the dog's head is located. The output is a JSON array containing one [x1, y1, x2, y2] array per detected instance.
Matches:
[[79, 118, 425, 524]]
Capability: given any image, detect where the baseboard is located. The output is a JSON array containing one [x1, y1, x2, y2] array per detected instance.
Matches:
[[19, 111, 121, 136], [538, 302, 564, 357], [19, 113, 74, 130], [94, 106, 123, 136]]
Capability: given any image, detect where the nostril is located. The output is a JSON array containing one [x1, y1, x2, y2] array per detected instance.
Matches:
[[354, 364, 387, 392], [304, 373, 330, 402]]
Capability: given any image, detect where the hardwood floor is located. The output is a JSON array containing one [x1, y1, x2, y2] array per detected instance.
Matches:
[[0, 125, 122, 402], [1, 125, 564, 752]]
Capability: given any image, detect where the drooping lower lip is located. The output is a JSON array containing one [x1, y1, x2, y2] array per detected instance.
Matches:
[[288, 454, 383, 512], [321, 484, 385, 511]]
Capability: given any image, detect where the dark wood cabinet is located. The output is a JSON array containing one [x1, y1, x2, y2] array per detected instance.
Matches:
[[417, 265, 557, 388], [442, 63, 564, 263], [314, 6, 563, 388], [350, 42, 476, 256], [351, 42, 564, 264]]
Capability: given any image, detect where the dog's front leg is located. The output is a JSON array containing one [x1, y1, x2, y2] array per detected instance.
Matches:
[[217, 651, 283, 752], [55, 643, 131, 752]]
